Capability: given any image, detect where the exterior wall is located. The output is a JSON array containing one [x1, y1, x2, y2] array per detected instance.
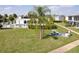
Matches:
[[65, 16, 75, 21], [65, 16, 69, 21], [15, 17, 30, 25], [66, 16, 79, 21], [54, 15, 65, 21], [14, 17, 30, 28], [60, 16, 65, 20], [54, 16, 60, 21]]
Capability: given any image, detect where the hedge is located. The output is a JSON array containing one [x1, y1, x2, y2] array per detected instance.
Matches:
[[28, 24, 57, 29]]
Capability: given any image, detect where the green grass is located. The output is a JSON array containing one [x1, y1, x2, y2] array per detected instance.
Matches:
[[68, 27, 79, 33], [56, 22, 79, 33], [0, 26, 79, 53], [67, 46, 79, 53], [56, 22, 66, 26]]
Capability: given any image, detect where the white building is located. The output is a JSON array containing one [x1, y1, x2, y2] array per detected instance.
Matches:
[[3, 17, 30, 28], [54, 15, 65, 21], [65, 15, 79, 28]]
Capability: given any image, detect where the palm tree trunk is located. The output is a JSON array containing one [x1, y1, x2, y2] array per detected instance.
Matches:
[[39, 25, 44, 40], [40, 27, 42, 40]]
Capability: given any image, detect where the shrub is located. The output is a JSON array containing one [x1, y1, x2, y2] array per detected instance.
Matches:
[[28, 24, 57, 29], [52, 25, 57, 29], [0, 24, 2, 28]]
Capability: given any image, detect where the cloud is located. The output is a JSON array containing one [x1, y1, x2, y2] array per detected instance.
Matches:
[[0, 7, 14, 15], [48, 5, 59, 10], [4, 7, 12, 10], [48, 5, 77, 15], [58, 5, 75, 8], [48, 5, 75, 10]]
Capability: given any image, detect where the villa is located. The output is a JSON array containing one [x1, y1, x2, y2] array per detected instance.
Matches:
[[2, 16, 30, 28], [54, 15, 65, 21], [65, 15, 79, 28]]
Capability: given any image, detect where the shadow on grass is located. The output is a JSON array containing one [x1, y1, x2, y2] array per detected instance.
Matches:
[[43, 34, 58, 40], [43, 35, 50, 39], [0, 28, 12, 30], [52, 36, 58, 40]]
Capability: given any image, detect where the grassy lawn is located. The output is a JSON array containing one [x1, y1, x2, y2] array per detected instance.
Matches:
[[0, 26, 79, 53], [54, 22, 79, 53], [56, 22, 66, 26], [56, 22, 79, 33], [68, 27, 79, 33], [67, 46, 79, 53]]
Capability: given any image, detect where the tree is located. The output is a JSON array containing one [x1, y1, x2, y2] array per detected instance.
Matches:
[[28, 6, 52, 39], [0, 14, 3, 23], [28, 11, 37, 27], [0, 14, 3, 28], [8, 15, 15, 24], [13, 13, 17, 18], [0, 14, 3, 19], [4, 14, 8, 17], [3, 14, 8, 23]]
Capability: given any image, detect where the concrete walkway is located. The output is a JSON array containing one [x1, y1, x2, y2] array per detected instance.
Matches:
[[49, 23, 79, 53], [49, 40, 79, 53]]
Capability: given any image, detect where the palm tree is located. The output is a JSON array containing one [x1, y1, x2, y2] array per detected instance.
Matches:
[[28, 6, 52, 39], [28, 11, 37, 28]]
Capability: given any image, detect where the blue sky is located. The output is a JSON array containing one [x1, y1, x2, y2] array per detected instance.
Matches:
[[0, 5, 79, 16], [0, 5, 34, 15], [49, 5, 79, 16]]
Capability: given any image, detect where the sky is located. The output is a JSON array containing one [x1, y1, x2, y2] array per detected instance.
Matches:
[[0, 5, 79, 16]]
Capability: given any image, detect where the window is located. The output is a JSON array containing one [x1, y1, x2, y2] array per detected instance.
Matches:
[[74, 16, 79, 21], [68, 16, 72, 20]]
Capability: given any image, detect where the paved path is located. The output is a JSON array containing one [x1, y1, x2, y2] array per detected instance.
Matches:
[[49, 40, 79, 53], [49, 23, 79, 53]]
